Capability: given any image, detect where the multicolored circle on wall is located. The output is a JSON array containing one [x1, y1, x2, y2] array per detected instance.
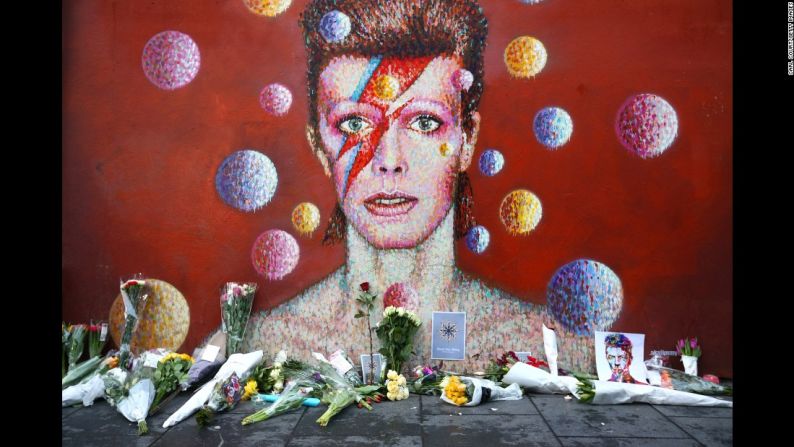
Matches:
[[242, 0, 292, 17], [251, 229, 300, 280], [141, 31, 200, 90], [546, 259, 623, 336], [319, 10, 352, 43], [291, 202, 321, 236], [259, 83, 292, 116], [465, 225, 490, 254], [504, 36, 547, 78], [383, 282, 419, 312], [479, 149, 505, 176], [533, 107, 573, 149], [109, 278, 190, 353], [215, 150, 278, 212], [615, 93, 679, 159], [500, 189, 543, 235]]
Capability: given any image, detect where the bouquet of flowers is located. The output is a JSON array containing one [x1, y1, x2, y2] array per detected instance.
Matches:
[[118, 276, 150, 370], [150, 352, 194, 414], [245, 350, 288, 400], [195, 373, 243, 426], [162, 350, 263, 428], [241, 382, 309, 425], [62, 323, 72, 378], [676, 337, 702, 357], [385, 370, 409, 401], [440, 375, 523, 407], [501, 361, 582, 395], [676, 337, 702, 376], [67, 324, 88, 371], [645, 363, 731, 396], [62, 353, 119, 404], [410, 365, 445, 395], [101, 355, 159, 435], [220, 282, 257, 357], [88, 321, 108, 358], [328, 350, 364, 387], [375, 306, 422, 377], [302, 354, 375, 426], [484, 351, 549, 382], [575, 376, 732, 407], [119, 379, 156, 435]]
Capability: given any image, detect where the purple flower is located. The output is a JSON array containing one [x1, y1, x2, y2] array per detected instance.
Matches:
[[690, 338, 697, 349]]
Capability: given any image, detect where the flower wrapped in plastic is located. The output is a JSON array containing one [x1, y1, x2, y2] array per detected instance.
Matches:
[[62, 323, 72, 378], [645, 362, 731, 396], [440, 375, 523, 407], [118, 276, 150, 370], [195, 372, 243, 426], [149, 352, 194, 414], [576, 376, 732, 407], [162, 350, 263, 428], [62, 353, 120, 405], [88, 321, 108, 358], [117, 379, 156, 435], [501, 361, 581, 395], [246, 350, 289, 399], [67, 324, 88, 371], [220, 282, 257, 357], [242, 381, 309, 425], [410, 365, 445, 395], [300, 353, 375, 426]]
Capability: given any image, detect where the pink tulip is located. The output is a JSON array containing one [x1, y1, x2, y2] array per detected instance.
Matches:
[[690, 338, 697, 349]]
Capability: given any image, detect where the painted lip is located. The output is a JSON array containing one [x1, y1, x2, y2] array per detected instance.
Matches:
[[363, 191, 418, 217]]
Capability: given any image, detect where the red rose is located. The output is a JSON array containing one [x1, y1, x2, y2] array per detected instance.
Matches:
[[89, 325, 98, 332], [127, 280, 138, 286], [360, 282, 370, 292]]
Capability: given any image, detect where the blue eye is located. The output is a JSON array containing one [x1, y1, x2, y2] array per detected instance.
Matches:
[[409, 115, 442, 133], [338, 116, 372, 135]]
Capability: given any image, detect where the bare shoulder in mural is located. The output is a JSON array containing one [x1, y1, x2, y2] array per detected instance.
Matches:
[[214, 0, 623, 372]]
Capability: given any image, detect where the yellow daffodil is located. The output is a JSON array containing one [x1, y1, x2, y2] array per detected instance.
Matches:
[[243, 379, 258, 400]]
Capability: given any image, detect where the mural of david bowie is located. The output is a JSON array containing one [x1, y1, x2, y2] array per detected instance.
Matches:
[[202, 0, 623, 373]]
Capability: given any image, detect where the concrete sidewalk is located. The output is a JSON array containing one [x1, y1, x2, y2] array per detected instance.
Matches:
[[61, 392, 732, 446]]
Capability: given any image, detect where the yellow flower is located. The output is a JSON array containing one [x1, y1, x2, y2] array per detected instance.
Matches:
[[387, 370, 398, 380], [243, 379, 258, 400]]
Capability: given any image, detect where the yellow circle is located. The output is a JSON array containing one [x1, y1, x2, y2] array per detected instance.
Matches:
[[500, 189, 543, 235], [373, 75, 400, 101], [291, 202, 321, 235], [504, 36, 548, 78], [109, 278, 190, 354], [243, 0, 292, 17], [439, 142, 452, 156]]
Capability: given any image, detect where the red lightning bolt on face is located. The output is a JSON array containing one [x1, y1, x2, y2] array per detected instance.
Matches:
[[338, 56, 434, 196]]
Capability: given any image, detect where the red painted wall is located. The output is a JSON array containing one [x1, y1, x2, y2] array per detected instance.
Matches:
[[62, 0, 732, 376]]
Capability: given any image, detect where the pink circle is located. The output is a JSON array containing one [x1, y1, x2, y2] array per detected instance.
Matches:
[[383, 283, 419, 312], [451, 69, 474, 91], [250, 230, 299, 280], [259, 83, 293, 116], [615, 93, 678, 159], [142, 31, 200, 90]]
